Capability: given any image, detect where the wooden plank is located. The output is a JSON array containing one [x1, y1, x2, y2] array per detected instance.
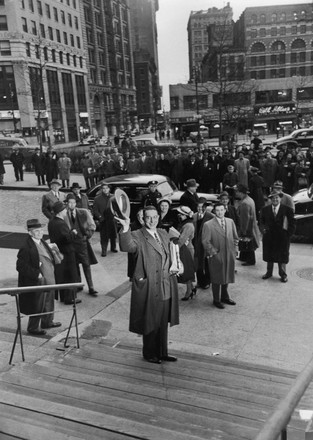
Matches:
[[0, 385, 237, 440], [0, 404, 137, 440]]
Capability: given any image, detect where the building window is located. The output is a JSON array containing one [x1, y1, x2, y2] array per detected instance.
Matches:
[[66, 53, 70, 65], [79, 56, 83, 68], [88, 48, 95, 64], [45, 3, 50, 18], [63, 32, 68, 45], [43, 46, 48, 61], [51, 49, 56, 62], [279, 68, 285, 78], [271, 27, 277, 36], [260, 14, 266, 24], [86, 28, 93, 44], [72, 0, 76, 8], [90, 69, 96, 83], [250, 29, 257, 38], [291, 26, 297, 34], [73, 55, 76, 67], [299, 66, 305, 76], [280, 27, 286, 35], [300, 52, 306, 62], [37, 0, 42, 15], [251, 42, 265, 53], [29, 0, 34, 12], [95, 12, 101, 27], [100, 70, 106, 84], [76, 36, 80, 48], [21, 17, 28, 32], [31, 20, 37, 35], [0, 15, 7, 30], [35, 44, 39, 58], [48, 26, 53, 40], [40, 23, 45, 37], [61, 10, 65, 24], [99, 51, 105, 65], [56, 28, 60, 42], [26, 42, 31, 56], [260, 28, 266, 37], [21, 0, 25, 8], [70, 34, 74, 47], [84, 7, 91, 23], [259, 55, 266, 66], [59, 51, 63, 64], [271, 13, 277, 23], [74, 16, 78, 29], [270, 69, 277, 78], [68, 13, 72, 27], [0, 40, 10, 55], [53, 6, 58, 21], [300, 25, 306, 34]]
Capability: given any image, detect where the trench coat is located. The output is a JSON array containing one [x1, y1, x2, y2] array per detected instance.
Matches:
[[237, 195, 260, 248], [16, 236, 55, 315], [119, 227, 179, 335], [202, 217, 238, 285], [260, 204, 295, 264], [58, 156, 72, 180]]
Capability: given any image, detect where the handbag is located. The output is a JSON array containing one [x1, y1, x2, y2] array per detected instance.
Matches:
[[169, 241, 184, 275], [238, 238, 255, 252]]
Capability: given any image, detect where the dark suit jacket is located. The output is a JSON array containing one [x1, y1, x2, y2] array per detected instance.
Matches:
[[179, 190, 199, 212], [42, 190, 66, 219], [17, 236, 55, 315]]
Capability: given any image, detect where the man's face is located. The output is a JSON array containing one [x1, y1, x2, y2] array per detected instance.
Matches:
[[51, 183, 60, 192], [144, 209, 159, 230], [197, 203, 204, 214], [236, 191, 243, 200], [90, 148, 95, 154], [102, 185, 110, 195], [29, 227, 44, 240], [72, 188, 80, 195], [67, 199, 76, 210], [228, 166, 234, 173], [149, 184, 157, 193], [188, 185, 197, 194], [215, 205, 226, 219], [220, 196, 229, 207], [271, 195, 280, 207]]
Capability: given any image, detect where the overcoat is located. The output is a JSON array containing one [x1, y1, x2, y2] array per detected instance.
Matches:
[[58, 156, 72, 180], [260, 204, 295, 263], [193, 211, 214, 271], [42, 190, 66, 219], [119, 227, 179, 335], [179, 190, 199, 212], [237, 195, 260, 248], [93, 192, 117, 239], [16, 236, 55, 315], [202, 217, 238, 285]]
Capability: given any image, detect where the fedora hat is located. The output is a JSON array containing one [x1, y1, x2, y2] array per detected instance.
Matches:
[[185, 178, 199, 188], [52, 201, 66, 214], [110, 188, 131, 219], [148, 180, 158, 186], [268, 189, 283, 198], [236, 184, 249, 194], [273, 180, 284, 189], [26, 219, 45, 230], [65, 193, 76, 202], [71, 182, 82, 189], [175, 205, 193, 216], [49, 179, 62, 186]]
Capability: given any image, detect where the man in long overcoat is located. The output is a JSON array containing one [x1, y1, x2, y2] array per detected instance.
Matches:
[[93, 182, 117, 256], [260, 190, 295, 283], [48, 201, 80, 304], [235, 184, 260, 266], [42, 179, 65, 219], [16, 219, 61, 335], [202, 202, 238, 309], [180, 179, 200, 212], [118, 205, 179, 364]]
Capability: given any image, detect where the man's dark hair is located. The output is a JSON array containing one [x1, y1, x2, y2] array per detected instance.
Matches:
[[214, 202, 225, 210], [143, 205, 158, 216]]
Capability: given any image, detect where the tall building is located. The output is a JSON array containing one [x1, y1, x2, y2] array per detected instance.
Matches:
[[0, 0, 89, 144], [171, 2, 313, 136], [82, 0, 137, 137], [129, 0, 161, 130], [187, 3, 233, 81]]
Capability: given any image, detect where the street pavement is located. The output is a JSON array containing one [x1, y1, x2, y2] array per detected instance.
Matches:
[[1, 160, 313, 374]]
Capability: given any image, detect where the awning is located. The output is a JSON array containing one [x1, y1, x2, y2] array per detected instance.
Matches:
[[279, 121, 293, 125]]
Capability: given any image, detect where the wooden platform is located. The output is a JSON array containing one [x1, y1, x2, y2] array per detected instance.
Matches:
[[0, 339, 312, 440]]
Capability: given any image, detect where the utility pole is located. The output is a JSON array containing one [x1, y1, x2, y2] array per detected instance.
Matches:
[[8, 83, 18, 133], [193, 65, 201, 147]]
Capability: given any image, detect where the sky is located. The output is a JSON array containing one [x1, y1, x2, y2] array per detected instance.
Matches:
[[156, 0, 311, 110]]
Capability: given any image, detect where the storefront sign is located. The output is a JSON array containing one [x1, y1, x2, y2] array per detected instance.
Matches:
[[255, 104, 295, 116]]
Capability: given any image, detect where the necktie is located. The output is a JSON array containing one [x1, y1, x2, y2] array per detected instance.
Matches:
[[154, 233, 165, 254], [273, 207, 276, 217], [71, 211, 75, 224], [221, 219, 225, 230]]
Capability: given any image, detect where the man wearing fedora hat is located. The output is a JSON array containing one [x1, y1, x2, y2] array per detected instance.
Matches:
[[260, 190, 295, 282], [272, 181, 295, 212], [180, 179, 200, 213], [235, 184, 260, 266], [48, 201, 81, 304], [17, 219, 61, 335], [42, 179, 65, 219], [70, 182, 90, 210]]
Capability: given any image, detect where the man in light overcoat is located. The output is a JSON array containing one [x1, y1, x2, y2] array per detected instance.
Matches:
[[118, 205, 179, 364], [202, 202, 238, 309]]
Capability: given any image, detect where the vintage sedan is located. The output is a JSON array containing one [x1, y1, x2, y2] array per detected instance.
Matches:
[[293, 184, 313, 241], [86, 174, 218, 219]]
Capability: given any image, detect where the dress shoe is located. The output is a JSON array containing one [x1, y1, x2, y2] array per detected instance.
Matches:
[[111, 249, 118, 253], [241, 262, 255, 266], [144, 357, 162, 364], [89, 289, 98, 296], [161, 355, 177, 362], [213, 301, 225, 309], [101, 252, 107, 257], [281, 276, 288, 283], [221, 298, 236, 305], [64, 299, 82, 305], [42, 322, 62, 329], [28, 329, 46, 336], [262, 273, 272, 280]]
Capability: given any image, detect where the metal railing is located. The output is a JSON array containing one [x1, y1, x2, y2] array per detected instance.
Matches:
[[0, 283, 83, 364], [255, 355, 313, 439]]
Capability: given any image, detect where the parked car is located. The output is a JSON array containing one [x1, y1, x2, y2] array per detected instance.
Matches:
[[86, 174, 218, 220], [132, 137, 175, 152], [293, 184, 313, 241], [189, 126, 210, 143], [276, 129, 313, 149]]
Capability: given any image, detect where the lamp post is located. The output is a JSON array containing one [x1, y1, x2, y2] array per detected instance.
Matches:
[[7, 83, 18, 133], [193, 65, 201, 147]]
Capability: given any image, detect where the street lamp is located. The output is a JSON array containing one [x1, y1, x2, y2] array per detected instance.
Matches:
[[192, 65, 202, 147], [5, 83, 18, 133]]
